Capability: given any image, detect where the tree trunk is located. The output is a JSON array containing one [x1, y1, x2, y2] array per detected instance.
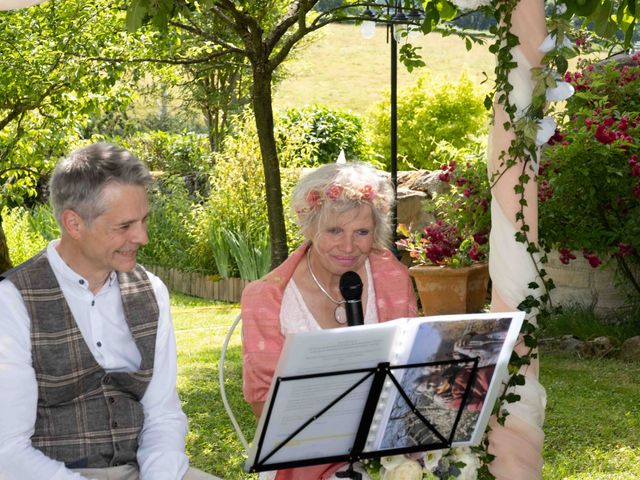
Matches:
[[0, 214, 13, 273], [251, 63, 288, 269]]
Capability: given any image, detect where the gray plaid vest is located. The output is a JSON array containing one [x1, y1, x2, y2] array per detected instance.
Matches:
[[3, 249, 159, 468]]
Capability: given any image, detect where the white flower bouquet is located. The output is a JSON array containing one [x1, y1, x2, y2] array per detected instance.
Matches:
[[363, 447, 480, 480]]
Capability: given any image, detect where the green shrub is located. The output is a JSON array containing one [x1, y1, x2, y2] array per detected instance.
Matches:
[[276, 105, 376, 165], [3, 205, 56, 265], [539, 54, 640, 300], [368, 71, 488, 170], [120, 130, 212, 175], [138, 175, 202, 272], [193, 111, 306, 279]]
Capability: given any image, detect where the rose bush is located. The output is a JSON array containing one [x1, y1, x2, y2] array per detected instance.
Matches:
[[397, 143, 491, 268], [539, 52, 640, 297]]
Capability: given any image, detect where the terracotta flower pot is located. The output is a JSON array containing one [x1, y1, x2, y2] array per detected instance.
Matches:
[[409, 263, 490, 315]]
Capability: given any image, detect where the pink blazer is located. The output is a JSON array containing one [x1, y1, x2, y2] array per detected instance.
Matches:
[[241, 242, 418, 480]]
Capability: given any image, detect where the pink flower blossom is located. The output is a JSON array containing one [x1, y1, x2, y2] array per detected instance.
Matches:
[[538, 179, 553, 202], [558, 247, 576, 265], [361, 184, 376, 201], [324, 183, 343, 200], [473, 231, 488, 245], [469, 243, 481, 261], [582, 250, 602, 268], [618, 242, 634, 257], [547, 129, 564, 145], [306, 190, 322, 208], [595, 125, 616, 144]]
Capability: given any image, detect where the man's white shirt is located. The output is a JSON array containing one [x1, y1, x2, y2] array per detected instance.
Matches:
[[0, 241, 190, 480]]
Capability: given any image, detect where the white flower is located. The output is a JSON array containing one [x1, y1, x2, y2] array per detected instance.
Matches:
[[449, 447, 481, 480], [546, 81, 575, 102], [380, 455, 407, 470], [536, 117, 557, 146], [422, 449, 445, 470], [381, 458, 423, 480], [539, 33, 573, 53], [450, 0, 492, 11]]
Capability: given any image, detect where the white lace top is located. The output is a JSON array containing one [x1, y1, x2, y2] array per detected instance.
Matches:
[[280, 258, 379, 334]]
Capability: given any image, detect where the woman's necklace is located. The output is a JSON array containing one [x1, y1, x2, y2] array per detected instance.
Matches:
[[306, 248, 347, 325]]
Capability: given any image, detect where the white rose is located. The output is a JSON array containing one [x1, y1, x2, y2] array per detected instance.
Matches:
[[546, 81, 575, 102], [449, 447, 481, 480], [450, 0, 492, 11], [422, 449, 444, 470], [539, 33, 573, 53], [380, 455, 407, 470], [536, 117, 557, 146], [381, 459, 423, 480]]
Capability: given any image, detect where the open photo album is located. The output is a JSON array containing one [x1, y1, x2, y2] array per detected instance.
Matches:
[[245, 311, 525, 473]]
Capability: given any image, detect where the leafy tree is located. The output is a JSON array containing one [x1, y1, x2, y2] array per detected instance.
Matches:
[[126, 19, 254, 152], [0, 0, 138, 270], [124, 0, 427, 268]]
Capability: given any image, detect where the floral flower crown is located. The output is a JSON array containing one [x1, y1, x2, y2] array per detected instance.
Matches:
[[296, 182, 390, 218]]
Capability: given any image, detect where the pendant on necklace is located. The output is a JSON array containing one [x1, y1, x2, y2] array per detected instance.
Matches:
[[334, 304, 347, 325]]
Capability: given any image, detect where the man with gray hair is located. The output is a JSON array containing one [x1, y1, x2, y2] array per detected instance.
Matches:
[[0, 143, 220, 480]]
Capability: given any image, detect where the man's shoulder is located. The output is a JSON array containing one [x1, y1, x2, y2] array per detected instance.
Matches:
[[0, 250, 48, 282], [119, 265, 167, 292]]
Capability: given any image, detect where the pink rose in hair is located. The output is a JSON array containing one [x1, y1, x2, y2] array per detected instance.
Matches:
[[361, 184, 376, 201], [306, 190, 322, 209], [324, 183, 343, 200]]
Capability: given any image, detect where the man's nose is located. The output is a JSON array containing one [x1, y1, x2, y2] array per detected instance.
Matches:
[[132, 222, 149, 246]]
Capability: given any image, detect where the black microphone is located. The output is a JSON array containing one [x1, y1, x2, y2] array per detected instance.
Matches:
[[339, 271, 364, 327]]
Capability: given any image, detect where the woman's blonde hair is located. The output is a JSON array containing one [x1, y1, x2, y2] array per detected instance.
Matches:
[[290, 162, 394, 248]]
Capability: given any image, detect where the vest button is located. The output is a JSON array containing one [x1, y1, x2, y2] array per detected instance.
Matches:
[[103, 375, 111, 385], [112, 421, 118, 428], [109, 397, 115, 404]]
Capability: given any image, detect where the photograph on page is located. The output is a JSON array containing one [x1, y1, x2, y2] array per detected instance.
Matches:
[[375, 313, 523, 451]]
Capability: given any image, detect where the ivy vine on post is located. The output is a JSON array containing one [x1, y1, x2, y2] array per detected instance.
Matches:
[[470, 0, 638, 477], [415, 0, 638, 477]]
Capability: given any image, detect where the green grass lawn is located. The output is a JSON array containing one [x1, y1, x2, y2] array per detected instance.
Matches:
[[273, 23, 496, 115], [171, 292, 640, 479]]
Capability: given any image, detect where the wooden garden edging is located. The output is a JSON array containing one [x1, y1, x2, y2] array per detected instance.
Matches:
[[146, 265, 248, 303]]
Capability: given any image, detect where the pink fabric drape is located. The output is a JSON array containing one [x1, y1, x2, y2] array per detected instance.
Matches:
[[487, 0, 548, 478]]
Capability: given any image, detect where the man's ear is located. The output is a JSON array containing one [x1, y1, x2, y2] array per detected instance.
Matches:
[[60, 210, 84, 240]]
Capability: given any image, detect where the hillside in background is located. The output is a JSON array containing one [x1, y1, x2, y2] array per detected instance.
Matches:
[[273, 23, 496, 115]]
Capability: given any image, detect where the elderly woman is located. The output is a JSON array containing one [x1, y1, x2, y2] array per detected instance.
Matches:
[[241, 162, 418, 480]]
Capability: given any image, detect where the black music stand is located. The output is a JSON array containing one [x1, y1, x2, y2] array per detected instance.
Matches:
[[245, 357, 480, 477]]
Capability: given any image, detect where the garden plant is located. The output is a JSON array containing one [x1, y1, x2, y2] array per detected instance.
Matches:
[[539, 52, 640, 300]]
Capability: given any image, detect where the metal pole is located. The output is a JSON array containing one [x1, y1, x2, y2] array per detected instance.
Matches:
[[390, 24, 399, 249]]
